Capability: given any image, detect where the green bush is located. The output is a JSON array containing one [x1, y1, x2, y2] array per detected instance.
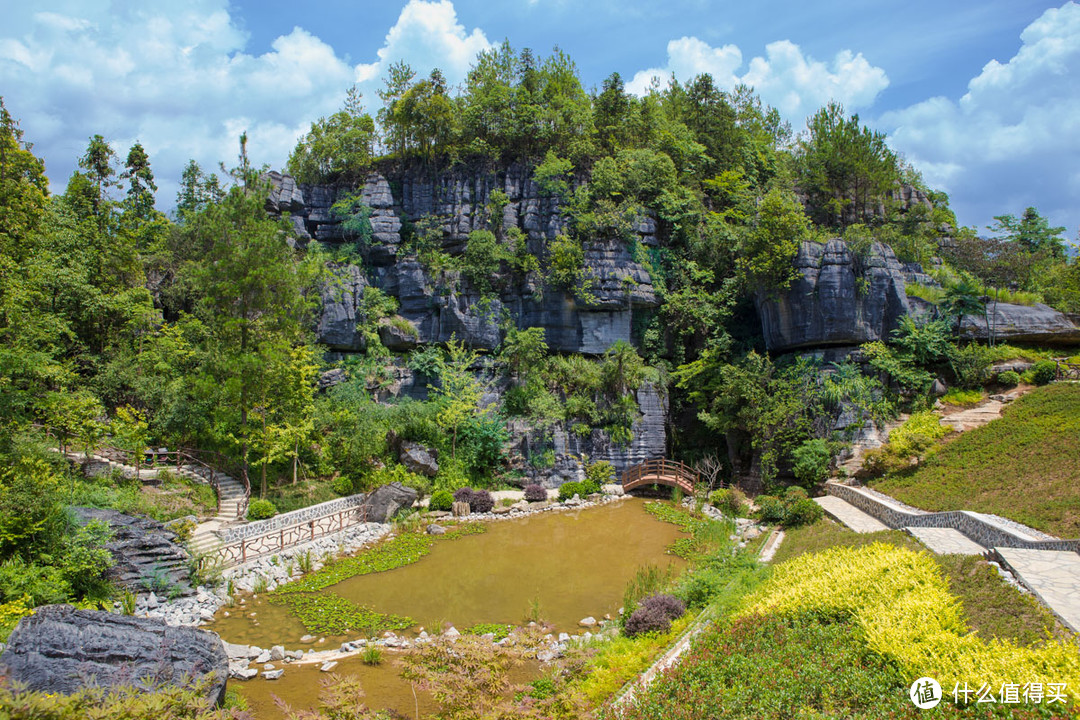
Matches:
[[755, 495, 787, 524], [558, 481, 586, 502], [997, 370, 1021, 388], [790, 439, 831, 486], [783, 486, 809, 503], [429, 489, 454, 512], [331, 475, 354, 496], [247, 498, 278, 521], [1030, 360, 1057, 386], [784, 497, 824, 528], [584, 460, 614, 487], [708, 488, 748, 518]]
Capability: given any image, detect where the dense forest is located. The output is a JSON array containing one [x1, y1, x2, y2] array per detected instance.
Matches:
[[1, 41, 1078, 615]]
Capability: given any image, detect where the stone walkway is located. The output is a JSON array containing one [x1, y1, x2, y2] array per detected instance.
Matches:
[[995, 549, 1080, 633], [814, 496, 888, 533], [904, 527, 985, 555]]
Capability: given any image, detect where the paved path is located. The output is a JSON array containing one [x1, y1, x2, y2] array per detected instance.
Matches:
[[995, 548, 1080, 633], [904, 527, 985, 555], [814, 496, 888, 533]]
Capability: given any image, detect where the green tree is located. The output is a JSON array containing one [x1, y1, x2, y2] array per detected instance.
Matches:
[[430, 338, 483, 458], [736, 186, 810, 294], [989, 207, 1067, 259], [186, 137, 314, 486], [797, 102, 899, 227], [0, 98, 48, 258], [288, 86, 376, 182]]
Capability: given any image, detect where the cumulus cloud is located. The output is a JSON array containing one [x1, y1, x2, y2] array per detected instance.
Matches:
[[627, 36, 888, 126], [882, 1, 1080, 235], [0, 0, 490, 208]]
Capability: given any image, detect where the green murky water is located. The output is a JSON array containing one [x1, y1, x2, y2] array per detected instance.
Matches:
[[216, 498, 686, 716]]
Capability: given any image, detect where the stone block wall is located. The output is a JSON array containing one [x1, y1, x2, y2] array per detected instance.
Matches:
[[826, 482, 1080, 552]]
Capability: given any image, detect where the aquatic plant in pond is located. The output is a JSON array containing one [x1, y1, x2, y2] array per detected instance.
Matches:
[[270, 592, 413, 636], [465, 622, 513, 641]]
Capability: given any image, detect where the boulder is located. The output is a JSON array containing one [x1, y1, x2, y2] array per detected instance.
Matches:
[[363, 482, 418, 523], [957, 303, 1080, 346], [0, 606, 228, 705], [756, 239, 910, 353], [71, 507, 192, 596], [400, 442, 439, 477]]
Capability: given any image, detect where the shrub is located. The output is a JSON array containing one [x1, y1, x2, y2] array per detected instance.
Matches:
[[558, 481, 586, 502], [246, 498, 278, 521], [470, 489, 494, 514], [784, 497, 824, 528], [331, 475, 354, 496], [524, 484, 547, 502], [997, 370, 1021, 388], [708, 488, 748, 517], [429, 489, 454, 512], [624, 603, 670, 637], [783, 486, 809, 503], [584, 460, 614, 487], [641, 593, 685, 621], [1030, 360, 1057, 386], [453, 487, 475, 505], [755, 495, 787, 524], [790, 439, 831, 486]]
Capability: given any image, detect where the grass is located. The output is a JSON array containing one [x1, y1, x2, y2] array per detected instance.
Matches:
[[873, 384, 1080, 537], [940, 388, 984, 406], [937, 554, 1066, 647], [774, 520, 1066, 648], [70, 471, 218, 522]]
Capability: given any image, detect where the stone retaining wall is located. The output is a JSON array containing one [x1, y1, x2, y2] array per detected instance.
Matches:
[[218, 493, 368, 544], [826, 483, 1080, 552]]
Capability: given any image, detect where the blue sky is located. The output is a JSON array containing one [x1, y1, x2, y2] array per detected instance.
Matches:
[[1, 0, 1078, 239]]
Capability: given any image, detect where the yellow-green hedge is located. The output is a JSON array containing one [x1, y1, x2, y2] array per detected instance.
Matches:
[[740, 543, 1080, 700]]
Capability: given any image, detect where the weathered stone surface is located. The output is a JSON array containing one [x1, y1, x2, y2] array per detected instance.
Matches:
[[278, 165, 658, 354], [756, 239, 910, 353], [0, 606, 228, 704], [363, 482, 418, 523], [377, 317, 419, 351], [318, 368, 348, 390], [71, 507, 193, 596], [400, 442, 438, 477], [958, 303, 1080, 346], [317, 263, 368, 351]]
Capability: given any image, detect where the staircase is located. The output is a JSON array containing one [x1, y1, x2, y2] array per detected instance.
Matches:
[[187, 471, 248, 556], [67, 448, 248, 557]]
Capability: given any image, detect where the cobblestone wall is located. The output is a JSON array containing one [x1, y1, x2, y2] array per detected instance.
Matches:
[[826, 483, 1080, 552], [218, 493, 368, 544]]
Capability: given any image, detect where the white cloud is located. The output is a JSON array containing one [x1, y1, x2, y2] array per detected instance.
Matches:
[[627, 36, 888, 126], [882, 1, 1080, 235], [352, 0, 491, 103], [0, 0, 490, 208]]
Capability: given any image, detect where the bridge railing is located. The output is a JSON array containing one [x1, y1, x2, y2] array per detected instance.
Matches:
[[620, 458, 698, 491]]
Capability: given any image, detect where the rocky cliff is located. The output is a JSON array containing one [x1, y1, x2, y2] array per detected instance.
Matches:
[[270, 165, 659, 355], [755, 239, 910, 353]]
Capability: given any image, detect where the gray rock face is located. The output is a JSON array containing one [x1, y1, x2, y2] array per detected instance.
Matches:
[[318, 263, 368, 352], [756, 239, 910, 353], [363, 482, 418, 523], [71, 507, 192, 596], [0, 605, 228, 705], [400, 442, 438, 477], [958, 303, 1080, 346], [283, 165, 659, 354]]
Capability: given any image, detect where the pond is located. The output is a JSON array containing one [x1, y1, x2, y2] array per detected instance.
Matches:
[[211, 498, 687, 649], [215, 498, 688, 717]]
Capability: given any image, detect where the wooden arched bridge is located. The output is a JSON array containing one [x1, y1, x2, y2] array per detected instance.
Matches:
[[620, 458, 698, 495]]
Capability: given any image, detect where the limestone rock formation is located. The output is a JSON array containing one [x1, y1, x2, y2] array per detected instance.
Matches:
[[0, 605, 228, 705], [363, 482, 418, 523], [399, 442, 438, 477], [71, 507, 193, 596], [958, 303, 1080, 346], [280, 165, 659, 354], [756, 239, 910, 353]]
